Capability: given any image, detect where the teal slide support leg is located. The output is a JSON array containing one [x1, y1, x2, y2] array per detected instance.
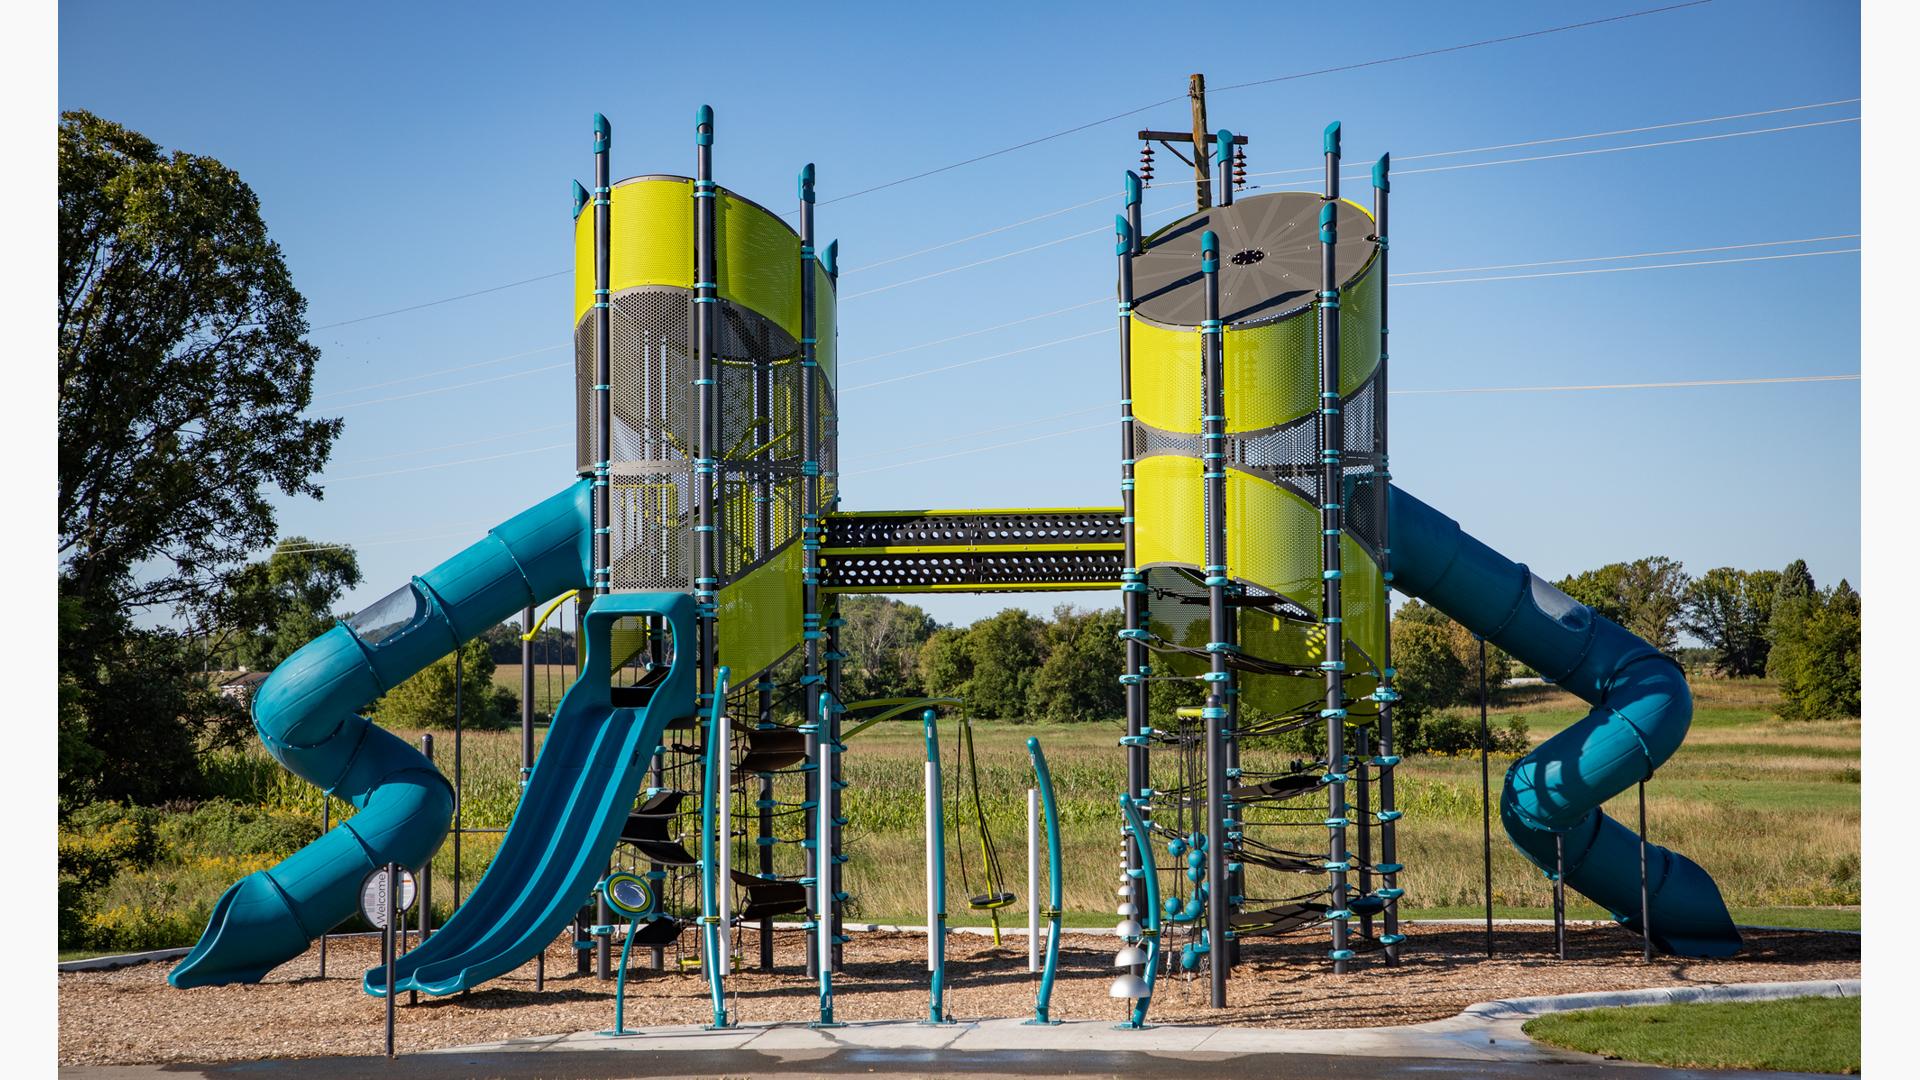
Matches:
[[1116, 793, 1161, 1030], [1387, 486, 1741, 957], [922, 709, 951, 1025], [700, 667, 733, 1029], [1025, 738, 1063, 1026], [170, 481, 595, 989]]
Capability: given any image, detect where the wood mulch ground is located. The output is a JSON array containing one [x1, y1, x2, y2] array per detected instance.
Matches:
[[58, 923, 1858, 1066]]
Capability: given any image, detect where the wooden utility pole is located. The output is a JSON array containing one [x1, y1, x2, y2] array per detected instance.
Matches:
[[1189, 73, 1211, 212]]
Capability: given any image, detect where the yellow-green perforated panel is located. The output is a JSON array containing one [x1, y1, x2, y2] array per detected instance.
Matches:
[[1129, 319, 1202, 434], [715, 541, 803, 682], [717, 192, 802, 340]]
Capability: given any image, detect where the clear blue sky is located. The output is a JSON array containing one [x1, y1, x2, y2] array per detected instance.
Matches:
[[58, 0, 1861, 628]]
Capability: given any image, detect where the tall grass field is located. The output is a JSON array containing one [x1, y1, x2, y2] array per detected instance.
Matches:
[[58, 677, 1859, 953]]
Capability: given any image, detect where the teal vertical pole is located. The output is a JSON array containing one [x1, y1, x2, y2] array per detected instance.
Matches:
[[700, 667, 733, 1028], [1117, 794, 1161, 1030], [589, 121, 614, 986], [1368, 152, 1406, 964], [1214, 129, 1234, 208], [611, 917, 637, 1035], [1025, 738, 1063, 1025], [1317, 120, 1353, 974], [923, 709, 950, 1024]]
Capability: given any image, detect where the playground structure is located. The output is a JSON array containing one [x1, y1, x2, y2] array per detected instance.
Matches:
[[167, 94, 1745, 1028]]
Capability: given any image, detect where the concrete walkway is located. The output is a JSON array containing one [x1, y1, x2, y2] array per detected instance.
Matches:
[[433, 977, 1857, 1063], [59, 979, 1858, 1079]]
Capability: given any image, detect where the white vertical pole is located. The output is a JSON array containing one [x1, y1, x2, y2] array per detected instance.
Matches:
[[818, 726, 833, 977], [718, 706, 732, 950], [926, 762, 939, 973], [1028, 787, 1040, 974]]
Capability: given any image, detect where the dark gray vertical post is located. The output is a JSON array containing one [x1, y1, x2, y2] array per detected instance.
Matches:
[[1355, 741, 1372, 942], [1369, 152, 1402, 965], [826, 603, 845, 969], [692, 105, 721, 987], [1554, 832, 1567, 960], [383, 862, 397, 1058], [797, 161, 822, 981], [1198, 228, 1230, 1008], [1317, 121, 1351, 974], [1116, 181, 1149, 962], [319, 795, 329, 978], [453, 648, 464, 913], [757, 678, 775, 971], [590, 111, 615, 982], [419, 735, 434, 946], [1479, 636, 1493, 958], [1640, 779, 1652, 962]]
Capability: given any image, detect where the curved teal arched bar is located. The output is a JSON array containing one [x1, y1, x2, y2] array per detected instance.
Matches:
[[1025, 737, 1063, 1025]]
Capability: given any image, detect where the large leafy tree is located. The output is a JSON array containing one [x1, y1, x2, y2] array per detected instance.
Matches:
[[1681, 567, 1782, 677], [58, 111, 338, 804], [1557, 556, 1691, 652], [1769, 577, 1861, 720], [372, 640, 520, 731], [834, 596, 939, 701], [1031, 605, 1124, 723], [58, 110, 341, 620], [210, 537, 362, 670]]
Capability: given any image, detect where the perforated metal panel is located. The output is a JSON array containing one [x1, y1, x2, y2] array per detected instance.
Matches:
[[819, 508, 1124, 592]]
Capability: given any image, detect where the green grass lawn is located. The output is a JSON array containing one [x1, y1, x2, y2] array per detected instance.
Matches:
[[1523, 995, 1860, 1074]]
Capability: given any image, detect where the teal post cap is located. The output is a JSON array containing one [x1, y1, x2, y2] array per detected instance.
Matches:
[[821, 239, 839, 278], [1200, 230, 1218, 272], [1124, 170, 1142, 206], [799, 163, 816, 204], [1323, 120, 1341, 157], [1115, 214, 1133, 256], [1372, 152, 1391, 191], [572, 180, 588, 219], [593, 113, 611, 153], [696, 104, 713, 144], [1214, 129, 1233, 165]]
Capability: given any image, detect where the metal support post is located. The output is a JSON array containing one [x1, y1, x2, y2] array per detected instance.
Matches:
[[1317, 121, 1352, 974], [1198, 228, 1231, 1007], [798, 160, 823, 981], [1115, 188, 1150, 968], [1369, 152, 1403, 965], [1640, 778, 1653, 962], [1480, 636, 1493, 959], [590, 110, 614, 982]]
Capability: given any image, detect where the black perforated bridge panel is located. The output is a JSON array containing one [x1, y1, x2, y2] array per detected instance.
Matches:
[[820, 508, 1124, 593]]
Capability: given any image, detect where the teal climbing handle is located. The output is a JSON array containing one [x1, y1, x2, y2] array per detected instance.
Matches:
[[1119, 793, 1160, 1029], [700, 665, 733, 1028], [1026, 738, 1063, 1024]]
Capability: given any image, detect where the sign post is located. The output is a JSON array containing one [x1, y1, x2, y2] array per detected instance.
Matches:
[[360, 865, 417, 1059]]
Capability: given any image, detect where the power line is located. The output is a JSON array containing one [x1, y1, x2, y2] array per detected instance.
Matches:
[[326, 443, 572, 482], [331, 361, 571, 411], [854, 402, 1117, 454], [310, 271, 569, 331], [840, 206, 1185, 301], [1393, 235, 1860, 277], [1394, 247, 1858, 287], [1392, 374, 1858, 395], [299, 95, 1852, 333], [329, 422, 572, 466], [841, 299, 1109, 367], [840, 328, 1113, 392], [811, 1, 1714, 209], [1388, 116, 1858, 179], [314, 345, 566, 401]]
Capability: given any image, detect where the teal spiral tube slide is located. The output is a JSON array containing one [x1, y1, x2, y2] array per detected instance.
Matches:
[[1389, 485, 1741, 957], [169, 481, 596, 988]]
